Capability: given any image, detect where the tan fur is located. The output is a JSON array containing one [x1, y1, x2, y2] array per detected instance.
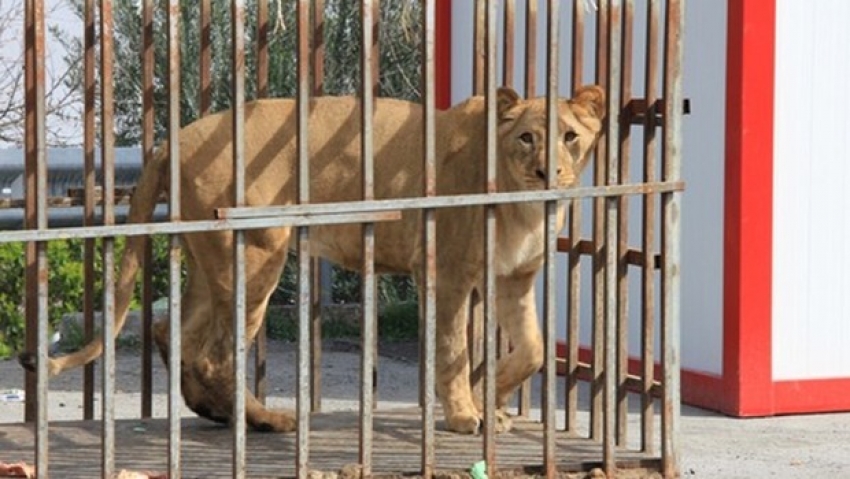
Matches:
[[32, 86, 604, 434]]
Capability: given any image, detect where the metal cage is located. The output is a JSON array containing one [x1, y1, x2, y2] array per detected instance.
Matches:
[[0, 1, 683, 477]]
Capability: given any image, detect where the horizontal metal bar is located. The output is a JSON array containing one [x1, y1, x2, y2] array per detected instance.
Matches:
[[624, 98, 691, 125], [0, 210, 401, 244], [0, 204, 168, 229], [218, 182, 685, 220], [555, 237, 661, 269]]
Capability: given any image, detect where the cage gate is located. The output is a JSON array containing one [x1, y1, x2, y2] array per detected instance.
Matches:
[[1, 1, 683, 478]]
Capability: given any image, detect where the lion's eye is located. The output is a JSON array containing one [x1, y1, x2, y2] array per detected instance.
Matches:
[[519, 132, 534, 145], [564, 131, 578, 143]]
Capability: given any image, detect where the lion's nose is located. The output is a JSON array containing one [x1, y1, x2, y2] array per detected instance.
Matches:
[[535, 168, 563, 181]]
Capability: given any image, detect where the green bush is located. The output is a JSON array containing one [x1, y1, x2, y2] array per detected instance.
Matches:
[[0, 238, 419, 358], [0, 237, 173, 359]]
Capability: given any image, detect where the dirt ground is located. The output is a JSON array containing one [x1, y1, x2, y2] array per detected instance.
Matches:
[[1, 340, 849, 478]]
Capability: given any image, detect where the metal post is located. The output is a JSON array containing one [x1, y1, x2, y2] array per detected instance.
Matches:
[[231, 1, 248, 477], [662, 0, 685, 476], [166, 1, 183, 476]]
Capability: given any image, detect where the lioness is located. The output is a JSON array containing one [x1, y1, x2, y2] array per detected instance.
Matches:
[[22, 86, 604, 434]]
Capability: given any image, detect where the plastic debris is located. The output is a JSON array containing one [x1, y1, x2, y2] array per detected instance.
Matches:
[[0, 390, 24, 403], [469, 460, 488, 479]]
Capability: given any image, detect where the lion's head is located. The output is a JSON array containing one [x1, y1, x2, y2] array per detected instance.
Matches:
[[496, 85, 605, 191]]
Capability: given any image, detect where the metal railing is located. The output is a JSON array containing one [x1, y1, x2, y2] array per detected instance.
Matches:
[[4, 1, 684, 477]]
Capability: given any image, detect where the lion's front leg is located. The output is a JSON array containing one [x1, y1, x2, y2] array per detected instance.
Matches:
[[427, 279, 485, 434], [494, 272, 544, 410]]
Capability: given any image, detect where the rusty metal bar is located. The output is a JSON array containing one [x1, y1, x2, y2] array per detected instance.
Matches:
[[467, 1, 486, 396], [230, 1, 248, 477], [421, 2, 437, 475], [0, 210, 406, 244], [543, 0, 559, 475], [473, 0, 485, 95], [140, 0, 155, 420], [22, 0, 37, 427], [296, 2, 312, 477], [99, 1, 118, 475], [312, 0, 325, 95], [498, 0, 515, 374], [24, 0, 49, 474], [604, 1, 624, 475], [220, 182, 683, 220], [166, 1, 183, 476], [359, 0, 377, 474], [310, 0, 325, 415], [517, 0, 537, 419], [483, 0, 498, 471], [565, 0, 586, 435], [590, 0, 609, 442], [503, 0, 515, 87], [200, 0, 212, 116], [254, 0, 269, 407], [83, 0, 97, 421], [662, 0, 684, 476], [616, 0, 635, 448], [641, 0, 661, 456]]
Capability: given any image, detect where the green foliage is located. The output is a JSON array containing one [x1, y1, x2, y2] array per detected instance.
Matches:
[[58, 0, 423, 146], [0, 237, 173, 359]]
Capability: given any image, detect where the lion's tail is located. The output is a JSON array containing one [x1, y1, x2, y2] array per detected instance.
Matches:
[[37, 146, 169, 376]]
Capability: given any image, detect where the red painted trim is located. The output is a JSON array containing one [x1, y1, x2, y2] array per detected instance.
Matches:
[[774, 379, 850, 414], [435, 0, 452, 110], [722, 0, 776, 416], [556, 337, 850, 415]]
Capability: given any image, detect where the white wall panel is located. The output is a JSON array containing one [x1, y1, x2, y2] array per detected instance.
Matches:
[[773, 0, 850, 380]]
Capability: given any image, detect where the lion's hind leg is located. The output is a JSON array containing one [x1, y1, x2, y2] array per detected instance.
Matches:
[[175, 228, 296, 432]]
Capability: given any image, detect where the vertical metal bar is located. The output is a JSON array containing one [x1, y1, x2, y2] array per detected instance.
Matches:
[[231, 2, 247, 477], [296, 3, 312, 477], [99, 2, 117, 475], [566, 0, 585, 435], [312, 0, 325, 95], [641, 0, 661, 456], [473, 0, 486, 95], [483, 0, 498, 471], [310, 0, 325, 414], [200, 0, 212, 117], [359, 0, 376, 475], [421, 2, 437, 475], [616, 0, 634, 448], [503, 0, 515, 87], [543, 1, 559, 476], [591, 0, 610, 442], [467, 0, 487, 404], [83, 0, 97, 422], [661, 0, 684, 476], [140, 0, 155, 420], [498, 0, 515, 375], [254, 0, 269, 407], [604, 0, 623, 476], [166, 1, 183, 476], [23, 0, 37, 426], [518, 0, 537, 419], [24, 1, 48, 474]]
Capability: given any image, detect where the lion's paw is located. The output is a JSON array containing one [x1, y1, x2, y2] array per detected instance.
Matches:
[[494, 409, 513, 433], [248, 409, 297, 433], [445, 412, 482, 435]]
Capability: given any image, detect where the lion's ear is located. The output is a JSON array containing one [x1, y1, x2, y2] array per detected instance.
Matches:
[[571, 84, 606, 121], [496, 87, 521, 120]]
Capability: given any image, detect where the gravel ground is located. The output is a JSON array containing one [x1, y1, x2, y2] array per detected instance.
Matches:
[[2, 340, 849, 478]]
